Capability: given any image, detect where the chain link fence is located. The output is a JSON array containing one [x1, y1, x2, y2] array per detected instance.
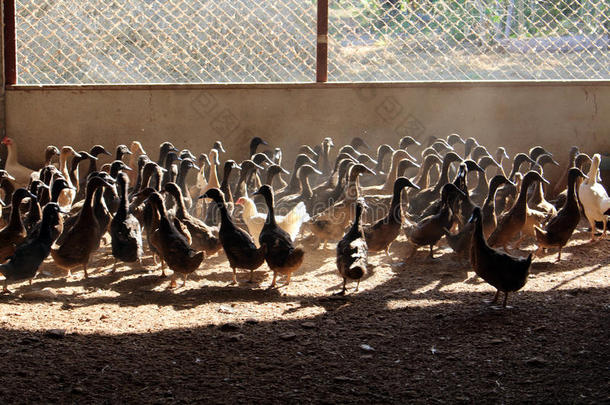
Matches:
[[15, 0, 315, 84], [329, 0, 610, 81], [15, 0, 610, 84]]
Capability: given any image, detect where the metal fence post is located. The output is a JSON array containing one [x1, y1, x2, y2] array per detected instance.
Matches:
[[3, 0, 16, 86], [316, 0, 328, 83]]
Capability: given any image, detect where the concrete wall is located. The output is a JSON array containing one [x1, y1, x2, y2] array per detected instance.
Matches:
[[4, 83, 610, 185]]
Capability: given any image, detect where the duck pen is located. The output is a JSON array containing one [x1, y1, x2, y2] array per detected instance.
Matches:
[[0, 1, 608, 403]]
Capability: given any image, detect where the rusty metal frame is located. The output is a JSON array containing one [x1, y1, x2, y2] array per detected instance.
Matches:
[[3, 0, 16, 86]]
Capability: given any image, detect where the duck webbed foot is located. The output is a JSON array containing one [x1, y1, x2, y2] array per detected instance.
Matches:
[[333, 278, 347, 296]]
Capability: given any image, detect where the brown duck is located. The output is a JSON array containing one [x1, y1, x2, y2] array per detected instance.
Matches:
[[470, 206, 532, 308], [254, 185, 305, 288], [51, 176, 114, 278], [0, 188, 37, 262], [534, 168, 588, 262], [200, 188, 265, 284], [364, 177, 419, 260], [487, 171, 549, 252], [147, 191, 205, 288], [336, 199, 368, 295]]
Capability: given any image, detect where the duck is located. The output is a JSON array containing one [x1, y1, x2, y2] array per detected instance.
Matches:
[[232, 160, 264, 201], [409, 153, 442, 196], [551, 146, 579, 198], [317, 137, 334, 176], [115, 144, 133, 162], [249, 137, 268, 158], [22, 180, 45, 233], [408, 152, 462, 216], [275, 164, 322, 214], [27, 178, 73, 241], [442, 220, 474, 262], [470, 156, 502, 206], [495, 153, 538, 215], [1, 136, 36, 187], [163, 182, 222, 256], [398, 135, 421, 151], [350, 136, 370, 152], [309, 159, 355, 216], [494, 147, 510, 177], [264, 164, 289, 190], [407, 183, 465, 259], [56, 146, 82, 210], [254, 185, 305, 287], [578, 153, 610, 241], [174, 158, 200, 211], [372, 144, 395, 175], [481, 175, 515, 239], [527, 154, 559, 217], [487, 171, 549, 252], [469, 206, 532, 308], [463, 137, 479, 158], [550, 153, 592, 210], [336, 199, 368, 295], [146, 192, 205, 288], [43, 145, 61, 167], [200, 188, 265, 284], [127, 141, 147, 184], [68, 151, 95, 194], [275, 154, 317, 199], [79, 145, 112, 199], [529, 145, 552, 162], [364, 177, 419, 260], [109, 172, 143, 271], [361, 149, 416, 196], [0, 203, 63, 293], [50, 176, 114, 279], [307, 164, 375, 248], [534, 168, 588, 261], [0, 188, 37, 262]]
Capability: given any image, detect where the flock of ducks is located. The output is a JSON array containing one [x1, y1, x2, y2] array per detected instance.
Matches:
[[0, 134, 608, 308]]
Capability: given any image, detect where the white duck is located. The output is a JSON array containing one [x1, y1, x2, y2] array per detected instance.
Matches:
[[1, 136, 36, 187], [235, 196, 309, 246], [127, 141, 147, 184], [578, 153, 610, 241]]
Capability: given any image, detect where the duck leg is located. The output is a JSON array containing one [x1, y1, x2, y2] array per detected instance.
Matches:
[[248, 270, 255, 284], [502, 292, 509, 308], [587, 218, 597, 242], [384, 244, 393, 262], [427, 244, 434, 259], [160, 259, 166, 277], [490, 290, 500, 304], [83, 263, 88, 279], [169, 273, 177, 289], [3, 279, 9, 293], [354, 279, 360, 292], [283, 273, 292, 286], [555, 247, 562, 263], [333, 278, 347, 295], [182, 273, 188, 287], [230, 267, 238, 285], [112, 258, 118, 274], [270, 272, 278, 288]]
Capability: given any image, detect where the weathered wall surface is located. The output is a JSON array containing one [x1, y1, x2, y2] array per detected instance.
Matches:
[[4, 83, 610, 184]]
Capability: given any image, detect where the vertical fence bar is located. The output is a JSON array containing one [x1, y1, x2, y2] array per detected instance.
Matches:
[[316, 0, 328, 82], [3, 0, 16, 85]]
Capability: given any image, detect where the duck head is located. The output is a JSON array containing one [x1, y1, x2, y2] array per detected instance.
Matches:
[[529, 145, 552, 161], [397, 158, 421, 176], [252, 184, 275, 209], [399, 135, 421, 149], [42, 202, 65, 226], [298, 145, 318, 159], [50, 178, 76, 201], [213, 140, 226, 154], [179, 149, 196, 162], [297, 164, 323, 180], [199, 188, 226, 205], [470, 145, 490, 162], [431, 140, 454, 154], [468, 206, 482, 224], [440, 182, 467, 203], [446, 133, 465, 146], [464, 137, 479, 157], [45, 146, 61, 162], [90, 145, 112, 157], [252, 152, 275, 167], [350, 136, 370, 151], [115, 144, 132, 161], [110, 160, 132, 178], [357, 153, 378, 167], [393, 177, 420, 194], [535, 153, 559, 169]]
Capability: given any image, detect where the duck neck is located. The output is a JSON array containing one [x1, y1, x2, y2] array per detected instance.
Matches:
[[8, 194, 25, 230], [415, 160, 433, 189], [434, 159, 453, 192], [300, 174, 313, 200], [208, 161, 220, 188], [37, 212, 56, 243], [5, 143, 18, 165], [346, 173, 361, 201], [216, 199, 233, 228], [388, 185, 404, 223], [176, 166, 189, 195], [585, 159, 599, 185], [69, 158, 82, 189], [263, 194, 277, 226], [383, 156, 401, 189], [482, 181, 501, 210], [116, 181, 129, 220], [349, 205, 364, 238], [286, 163, 301, 192], [565, 174, 578, 209], [322, 145, 331, 174], [59, 153, 71, 185], [515, 177, 534, 208], [473, 170, 488, 195], [86, 156, 98, 177]]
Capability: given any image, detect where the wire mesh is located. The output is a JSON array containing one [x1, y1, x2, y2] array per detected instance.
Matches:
[[15, 0, 316, 84], [14, 1, 610, 84], [329, 0, 610, 81]]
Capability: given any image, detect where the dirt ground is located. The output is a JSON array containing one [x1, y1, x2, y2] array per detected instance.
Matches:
[[0, 225, 608, 404]]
